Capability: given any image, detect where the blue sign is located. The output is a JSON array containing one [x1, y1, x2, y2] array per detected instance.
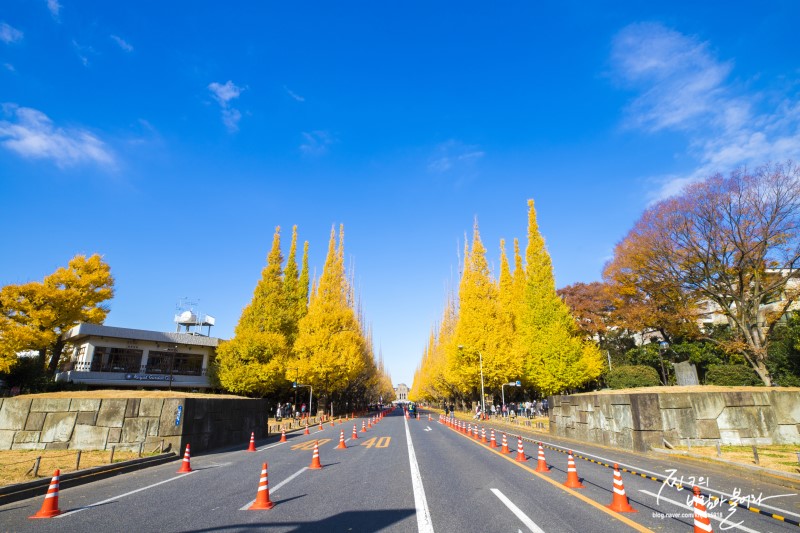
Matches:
[[175, 405, 183, 426], [515, 380, 521, 386]]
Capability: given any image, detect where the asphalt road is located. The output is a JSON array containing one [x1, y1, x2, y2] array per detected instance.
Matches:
[[2, 407, 799, 532]]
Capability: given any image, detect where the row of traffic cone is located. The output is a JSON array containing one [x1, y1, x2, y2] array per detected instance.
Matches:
[[440, 418, 717, 524]]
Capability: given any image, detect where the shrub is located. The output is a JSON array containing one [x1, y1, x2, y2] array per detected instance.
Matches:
[[705, 364, 763, 386], [606, 365, 661, 389]]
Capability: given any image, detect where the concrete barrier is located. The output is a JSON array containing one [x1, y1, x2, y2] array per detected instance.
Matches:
[[549, 387, 800, 452], [0, 396, 269, 454]]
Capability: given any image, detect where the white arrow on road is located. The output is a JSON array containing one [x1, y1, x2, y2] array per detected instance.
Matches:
[[424, 426, 432, 431]]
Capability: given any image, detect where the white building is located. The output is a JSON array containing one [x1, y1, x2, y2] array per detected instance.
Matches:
[[394, 383, 409, 403], [55, 323, 220, 390]]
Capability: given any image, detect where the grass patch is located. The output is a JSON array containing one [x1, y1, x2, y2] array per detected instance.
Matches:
[[0, 449, 159, 487], [674, 444, 800, 474]]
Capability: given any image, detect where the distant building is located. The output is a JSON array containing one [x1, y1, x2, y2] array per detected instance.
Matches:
[[394, 383, 409, 403], [55, 323, 220, 390]]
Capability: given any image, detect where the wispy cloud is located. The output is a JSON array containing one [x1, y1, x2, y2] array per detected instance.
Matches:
[[0, 104, 115, 167], [427, 140, 485, 174], [284, 86, 305, 102], [0, 23, 23, 44], [208, 80, 244, 132], [3, 63, 15, 72], [46, 0, 61, 19], [611, 22, 800, 200], [72, 40, 95, 67], [110, 35, 133, 52], [300, 130, 333, 156]]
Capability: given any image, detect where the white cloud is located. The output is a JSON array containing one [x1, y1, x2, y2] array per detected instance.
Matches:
[[72, 40, 95, 67], [611, 22, 800, 200], [300, 130, 333, 156], [46, 0, 61, 18], [284, 86, 305, 102], [110, 35, 133, 52], [0, 22, 23, 44], [3, 63, 15, 72], [208, 80, 244, 132], [427, 140, 485, 173], [0, 104, 115, 167]]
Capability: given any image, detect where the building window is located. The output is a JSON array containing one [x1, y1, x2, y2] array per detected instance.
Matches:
[[91, 347, 143, 372], [146, 351, 203, 376]]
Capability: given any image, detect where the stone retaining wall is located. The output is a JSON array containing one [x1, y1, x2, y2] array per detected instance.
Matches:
[[549, 388, 800, 452], [0, 397, 270, 454]]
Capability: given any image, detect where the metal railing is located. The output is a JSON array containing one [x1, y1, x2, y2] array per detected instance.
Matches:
[[62, 361, 207, 376]]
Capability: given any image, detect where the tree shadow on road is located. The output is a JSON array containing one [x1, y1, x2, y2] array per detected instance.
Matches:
[[184, 508, 417, 532]]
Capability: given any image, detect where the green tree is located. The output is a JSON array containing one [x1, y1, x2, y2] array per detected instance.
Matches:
[[450, 221, 517, 398], [216, 227, 292, 396], [516, 199, 603, 395], [291, 225, 370, 409], [0, 254, 114, 374]]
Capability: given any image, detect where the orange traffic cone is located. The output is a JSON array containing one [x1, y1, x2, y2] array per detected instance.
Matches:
[[515, 437, 527, 462], [693, 486, 713, 532], [489, 429, 498, 448], [535, 442, 550, 473], [563, 451, 584, 488], [367, 419, 372, 429], [330, 419, 335, 428], [304, 422, 310, 435], [428, 414, 432, 421], [279, 428, 287, 443], [361, 421, 367, 433], [247, 432, 257, 452], [318, 421, 324, 432], [309, 441, 322, 469], [500, 433, 511, 454], [177, 443, 192, 473], [29, 469, 62, 519], [473, 425, 479, 440], [481, 427, 487, 443], [337, 429, 347, 449], [248, 463, 275, 510], [352, 424, 359, 439], [607, 464, 636, 513]]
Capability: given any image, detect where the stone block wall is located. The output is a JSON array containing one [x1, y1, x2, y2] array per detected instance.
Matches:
[[0, 397, 269, 454], [549, 388, 800, 452]]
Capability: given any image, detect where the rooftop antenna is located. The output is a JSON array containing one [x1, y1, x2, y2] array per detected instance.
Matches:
[[174, 297, 216, 336]]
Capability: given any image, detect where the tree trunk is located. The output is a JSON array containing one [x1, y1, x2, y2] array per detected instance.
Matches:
[[46, 338, 65, 376]]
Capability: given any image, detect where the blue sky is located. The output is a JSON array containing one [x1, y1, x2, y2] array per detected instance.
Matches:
[[2, 2, 799, 387]]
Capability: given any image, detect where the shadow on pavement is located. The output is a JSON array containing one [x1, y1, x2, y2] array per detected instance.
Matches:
[[184, 508, 417, 532]]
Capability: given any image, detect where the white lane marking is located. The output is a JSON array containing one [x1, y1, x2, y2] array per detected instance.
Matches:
[[57, 471, 196, 517], [424, 427, 432, 432], [239, 467, 308, 510], [639, 490, 759, 533], [257, 441, 286, 452], [491, 488, 546, 533], [405, 412, 434, 533]]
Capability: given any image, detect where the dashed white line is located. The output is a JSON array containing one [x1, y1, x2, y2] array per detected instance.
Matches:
[[491, 488, 546, 533], [239, 467, 308, 510], [57, 471, 196, 518], [405, 413, 434, 533]]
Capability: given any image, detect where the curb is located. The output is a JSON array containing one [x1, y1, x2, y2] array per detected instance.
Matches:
[[0, 452, 177, 506], [649, 446, 800, 489]]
